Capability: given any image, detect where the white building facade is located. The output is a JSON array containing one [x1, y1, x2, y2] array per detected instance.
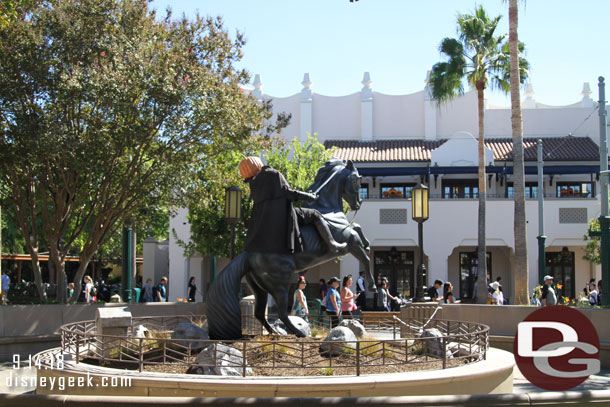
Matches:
[[160, 72, 602, 304]]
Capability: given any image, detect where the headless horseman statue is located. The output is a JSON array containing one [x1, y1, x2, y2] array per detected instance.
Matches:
[[239, 156, 346, 255]]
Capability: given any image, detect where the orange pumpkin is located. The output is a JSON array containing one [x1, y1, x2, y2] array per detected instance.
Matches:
[[239, 156, 263, 179]]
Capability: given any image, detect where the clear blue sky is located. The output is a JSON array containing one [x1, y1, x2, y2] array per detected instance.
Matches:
[[151, 0, 609, 107]]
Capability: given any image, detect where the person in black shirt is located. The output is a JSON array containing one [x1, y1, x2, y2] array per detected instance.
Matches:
[[188, 276, 197, 302], [426, 280, 443, 302]]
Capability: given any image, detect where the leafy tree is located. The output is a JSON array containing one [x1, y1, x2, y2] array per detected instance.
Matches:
[[184, 134, 335, 259], [265, 134, 337, 192], [507, 0, 530, 303], [0, 0, 284, 303], [584, 218, 601, 265], [430, 5, 528, 303]]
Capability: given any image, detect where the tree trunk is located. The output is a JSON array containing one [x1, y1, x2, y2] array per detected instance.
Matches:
[[28, 249, 47, 302], [49, 240, 67, 303], [69, 251, 96, 304], [510, 0, 529, 305], [476, 85, 488, 304]]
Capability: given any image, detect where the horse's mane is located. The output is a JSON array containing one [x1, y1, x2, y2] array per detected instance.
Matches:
[[308, 158, 345, 192]]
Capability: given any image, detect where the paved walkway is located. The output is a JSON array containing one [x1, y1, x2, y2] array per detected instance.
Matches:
[[2, 362, 610, 395], [513, 365, 610, 393]]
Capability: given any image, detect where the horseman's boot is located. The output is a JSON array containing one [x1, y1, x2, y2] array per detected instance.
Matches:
[[315, 220, 347, 253]]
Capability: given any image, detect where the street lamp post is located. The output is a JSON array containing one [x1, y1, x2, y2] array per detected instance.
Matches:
[[225, 186, 242, 259], [411, 184, 430, 302]]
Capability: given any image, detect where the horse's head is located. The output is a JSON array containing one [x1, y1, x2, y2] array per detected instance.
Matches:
[[342, 160, 362, 211]]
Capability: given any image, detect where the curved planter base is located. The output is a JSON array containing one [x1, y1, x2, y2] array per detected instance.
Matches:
[[35, 347, 514, 397]]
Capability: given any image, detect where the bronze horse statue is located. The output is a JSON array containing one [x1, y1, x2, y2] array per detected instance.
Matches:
[[206, 158, 376, 339]]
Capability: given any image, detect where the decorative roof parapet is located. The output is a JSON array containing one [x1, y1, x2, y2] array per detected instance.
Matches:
[[252, 74, 263, 101], [523, 82, 536, 109], [424, 70, 433, 100], [361, 72, 373, 101], [301, 73, 313, 102], [582, 82, 593, 108]]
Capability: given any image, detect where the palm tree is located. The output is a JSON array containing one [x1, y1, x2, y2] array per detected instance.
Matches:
[[430, 5, 528, 303], [508, 0, 530, 305]]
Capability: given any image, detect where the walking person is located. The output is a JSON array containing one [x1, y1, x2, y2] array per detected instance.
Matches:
[[1, 270, 10, 304], [291, 278, 309, 322], [188, 276, 197, 302], [588, 282, 599, 306], [156, 276, 168, 302], [541, 275, 557, 306], [356, 271, 366, 310], [325, 277, 341, 328], [83, 275, 94, 304], [442, 282, 461, 304], [377, 280, 395, 312], [340, 274, 359, 319], [142, 278, 153, 303], [319, 278, 328, 314], [489, 281, 503, 305]]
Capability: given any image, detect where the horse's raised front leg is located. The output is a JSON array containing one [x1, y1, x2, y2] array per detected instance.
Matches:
[[347, 229, 377, 293], [245, 273, 277, 335]]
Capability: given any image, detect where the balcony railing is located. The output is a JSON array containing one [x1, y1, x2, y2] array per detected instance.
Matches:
[[361, 194, 595, 200]]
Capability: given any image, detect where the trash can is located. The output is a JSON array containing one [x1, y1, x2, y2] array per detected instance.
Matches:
[[132, 287, 141, 303]]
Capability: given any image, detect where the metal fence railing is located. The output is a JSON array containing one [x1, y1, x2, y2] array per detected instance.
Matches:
[[58, 314, 489, 377]]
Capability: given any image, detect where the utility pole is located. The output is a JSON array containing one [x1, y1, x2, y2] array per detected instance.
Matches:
[[598, 77, 609, 306], [537, 139, 546, 285]]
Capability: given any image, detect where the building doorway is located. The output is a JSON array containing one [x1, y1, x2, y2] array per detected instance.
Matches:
[[545, 248, 575, 299], [374, 249, 414, 298], [459, 251, 492, 301]]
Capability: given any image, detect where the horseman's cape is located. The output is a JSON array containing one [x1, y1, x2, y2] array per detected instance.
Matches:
[[244, 166, 303, 254]]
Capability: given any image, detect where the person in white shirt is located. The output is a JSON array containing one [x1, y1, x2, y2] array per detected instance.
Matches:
[[490, 281, 504, 305], [588, 283, 599, 306]]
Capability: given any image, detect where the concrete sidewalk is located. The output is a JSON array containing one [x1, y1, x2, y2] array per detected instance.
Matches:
[[513, 365, 610, 393], [2, 362, 610, 396]]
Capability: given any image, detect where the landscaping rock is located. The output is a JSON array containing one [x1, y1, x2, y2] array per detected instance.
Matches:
[[418, 328, 453, 359], [171, 322, 209, 350], [319, 326, 357, 358], [133, 325, 149, 338], [187, 343, 252, 376], [270, 316, 311, 337], [338, 319, 366, 338]]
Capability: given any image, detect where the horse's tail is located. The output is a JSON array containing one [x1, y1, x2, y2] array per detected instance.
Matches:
[[206, 252, 250, 340]]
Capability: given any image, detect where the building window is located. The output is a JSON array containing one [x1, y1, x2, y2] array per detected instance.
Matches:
[[556, 182, 593, 198], [507, 183, 539, 198], [380, 183, 414, 199], [359, 183, 369, 200], [545, 248, 575, 299], [459, 252, 492, 301], [442, 180, 478, 199]]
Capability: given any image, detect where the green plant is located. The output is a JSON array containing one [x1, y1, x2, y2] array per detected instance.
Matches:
[[310, 326, 329, 339], [319, 367, 334, 376]]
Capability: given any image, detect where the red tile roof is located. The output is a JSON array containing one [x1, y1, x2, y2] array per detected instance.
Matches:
[[324, 139, 445, 162], [487, 137, 600, 161], [325, 137, 599, 163]]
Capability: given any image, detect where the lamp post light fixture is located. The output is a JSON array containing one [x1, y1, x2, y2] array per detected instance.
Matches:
[[225, 186, 242, 259], [411, 184, 430, 302]]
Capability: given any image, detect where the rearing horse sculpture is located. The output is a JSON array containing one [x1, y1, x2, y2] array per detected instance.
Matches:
[[206, 158, 376, 339]]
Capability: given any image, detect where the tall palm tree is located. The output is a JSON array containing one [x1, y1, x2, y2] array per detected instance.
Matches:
[[508, 0, 530, 304], [430, 5, 528, 303]]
